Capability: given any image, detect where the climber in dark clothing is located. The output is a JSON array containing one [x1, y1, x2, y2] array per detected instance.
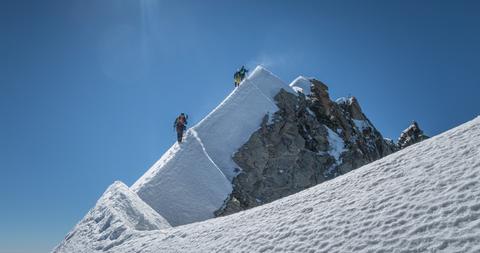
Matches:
[[234, 66, 248, 87], [174, 113, 188, 143]]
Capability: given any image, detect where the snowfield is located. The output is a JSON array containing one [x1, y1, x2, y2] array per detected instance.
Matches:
[[56, 116, 480, 252]]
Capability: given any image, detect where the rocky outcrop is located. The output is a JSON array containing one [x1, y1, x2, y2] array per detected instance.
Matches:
[[216, 78, 398, 216], [398, 121, 429, 149]]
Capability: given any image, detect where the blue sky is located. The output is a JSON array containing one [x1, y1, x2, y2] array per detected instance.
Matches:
[[1, 0, 479, 252]]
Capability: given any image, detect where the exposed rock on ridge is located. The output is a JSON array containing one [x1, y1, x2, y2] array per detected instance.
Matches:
[[398, 121, 429, 149]]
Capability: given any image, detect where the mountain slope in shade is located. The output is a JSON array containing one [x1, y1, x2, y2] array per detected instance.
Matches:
[[53, 181, 170, 253], [106, 116, 479, 253], [131, 66, 293, 226]]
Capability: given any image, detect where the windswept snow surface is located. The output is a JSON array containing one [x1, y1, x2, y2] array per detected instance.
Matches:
[[289, 76, 312, 95], [53, 181, 170, 253], [131, 66, 292, 226], [99, 116, 479, 253]]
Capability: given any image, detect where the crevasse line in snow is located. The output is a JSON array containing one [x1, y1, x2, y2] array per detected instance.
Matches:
[[190, 129, 229, 182]]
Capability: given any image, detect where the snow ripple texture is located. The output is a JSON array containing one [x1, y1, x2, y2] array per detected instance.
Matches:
[[110, 116, 480, 253]]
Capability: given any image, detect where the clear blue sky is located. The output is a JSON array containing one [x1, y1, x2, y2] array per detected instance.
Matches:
[[1, 0, 479, 252]]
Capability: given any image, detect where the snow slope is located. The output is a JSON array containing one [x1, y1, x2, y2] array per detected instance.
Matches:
[[103, 116, 479, 252], [289, 76, 312, 95], [53, 181, 170, 253], [131, 66, 293, 226]]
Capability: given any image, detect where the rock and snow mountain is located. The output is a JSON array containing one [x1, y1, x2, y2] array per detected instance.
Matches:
[[217, 77, 398, 215], [60, 116, 480, 252], [53, 181, 170, 253], [55, 66, 290, 252], [54, 66, 444, 252]]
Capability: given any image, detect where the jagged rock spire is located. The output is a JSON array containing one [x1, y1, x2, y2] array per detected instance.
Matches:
[[398, 121, 429, 149]]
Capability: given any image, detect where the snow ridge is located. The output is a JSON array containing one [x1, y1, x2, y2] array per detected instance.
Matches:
[[131, 66, 292, 226]]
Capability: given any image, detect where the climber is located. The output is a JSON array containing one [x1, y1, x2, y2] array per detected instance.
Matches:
[[174, 113, 188, 143], [234, 66, 248, 87]]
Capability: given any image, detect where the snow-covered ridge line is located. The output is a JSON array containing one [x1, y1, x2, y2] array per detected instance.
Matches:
[[130, 65, 292, 226]]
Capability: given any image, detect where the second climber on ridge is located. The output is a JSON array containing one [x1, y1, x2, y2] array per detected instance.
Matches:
[[234, 65, 248, 87], [174, 113, 188, 143]]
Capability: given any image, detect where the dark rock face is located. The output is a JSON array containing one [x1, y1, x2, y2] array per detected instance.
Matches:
[[215, 79, 398, 216], [398, 121, 429, 149]]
